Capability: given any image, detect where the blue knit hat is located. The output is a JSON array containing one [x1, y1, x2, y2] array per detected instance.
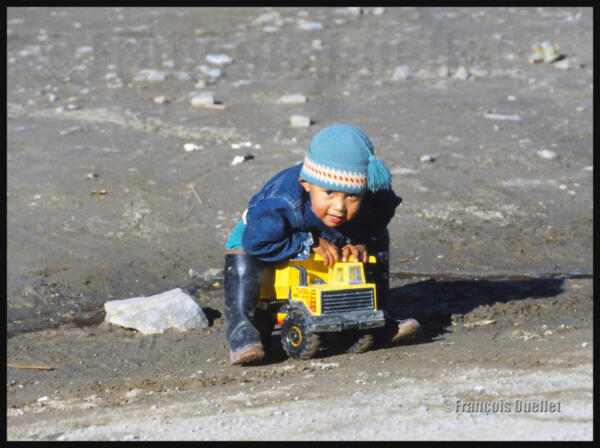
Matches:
[[300, 124, 392, 193]]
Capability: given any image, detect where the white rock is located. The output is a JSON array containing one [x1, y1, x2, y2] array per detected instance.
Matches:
[[190, 92, 214, 107], [231, 154, 254, 166], [197, 65, 222, 78], [298, 21, 323, 31], [104, 288, 208, 335], [76, 46, 94, 56], [484, 113, 522, 121], [173, 71, 192, 81], [453, 66, 469, 80], [581, 342, 588, 348], [184, 143, 203, 152], [206, 54, 233, 65], [194, 79, 206, 89], [231, 155, 245, 166], [392, 65, 410, 80], [253, 12, 279, 26], [153, 95, 169, 104], [134, 69, 169, 82], [372, 7, 386, 16], [420, 154, 435, 163], [437, 65, 449, 77], [278, 94, 307, 104], [311, 39, 324, 49], [347, 7, 363, 16], [391, 167, 417, 175], [554, 57, 582, 70], [469, 67, 488, 77], [537, 149, 557, 160], [290, 115, 311, 127]]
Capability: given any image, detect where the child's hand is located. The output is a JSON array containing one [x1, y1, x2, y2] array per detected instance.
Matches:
[[341, 243, 368, 263], [312, 237, 341, 267]]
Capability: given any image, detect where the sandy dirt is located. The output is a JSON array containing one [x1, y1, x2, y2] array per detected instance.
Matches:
[[6, 7, 593, 440]]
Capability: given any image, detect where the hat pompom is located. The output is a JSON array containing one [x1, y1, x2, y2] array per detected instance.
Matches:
[[367, 154, 392, 191]]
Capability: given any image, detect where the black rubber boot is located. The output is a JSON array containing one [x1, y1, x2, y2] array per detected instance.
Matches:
[[365, 231, 422, 346], [224, 253, 265, 365], [364, 230, 391, 313]]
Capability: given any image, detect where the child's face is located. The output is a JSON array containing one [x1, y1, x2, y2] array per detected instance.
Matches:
[[300, 179, 364, 227]]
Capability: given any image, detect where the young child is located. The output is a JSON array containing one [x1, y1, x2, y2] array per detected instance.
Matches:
[[224, 124, 421, 365]]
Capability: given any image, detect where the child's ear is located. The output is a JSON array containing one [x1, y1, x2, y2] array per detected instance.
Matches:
[[299, 178, 311, 193]]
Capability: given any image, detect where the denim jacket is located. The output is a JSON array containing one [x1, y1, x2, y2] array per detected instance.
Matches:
[[242, 163, 402, 262]]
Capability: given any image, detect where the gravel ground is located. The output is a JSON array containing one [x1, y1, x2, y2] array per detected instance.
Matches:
[[6, 7, 593, 440]]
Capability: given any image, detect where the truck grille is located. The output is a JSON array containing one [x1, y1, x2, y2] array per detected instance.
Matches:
[[321, 288, 375, 314]]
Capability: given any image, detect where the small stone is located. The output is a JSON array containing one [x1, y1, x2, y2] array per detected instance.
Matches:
[[437, 65, 449, 77], [66, 103, 81, 110], [197, 65, 222, 78], [231, 155, 245, 166], [420, 154, 435, 163], [392, 65, 410, 80], [484, 113, 522, 121], [347, 7, 363, 16], [134, 69, 169, 82], [231, 153, 254, 166], [190, 92, 214, 107], [581, 342, 588, 348], [184, 143, 203, 152], [194, 80, 206, 89], [290, 115, 311, 127], [553, 57, 581, 70], [76, 46, 94, 56], [153, 95, 169, 104], [86, 172, 99, 179], [173, 71, 192, 81], [453, 66, 469, 80], [298, 21, 323, 31], [391, 167, 417, 175], [311, 39, 324, 49], [48, 93, 57, 102], [206, 54, 233, 65], [372, 7, 386, 16], [278, 94, 307, 104], [537, 149, 557, 160]]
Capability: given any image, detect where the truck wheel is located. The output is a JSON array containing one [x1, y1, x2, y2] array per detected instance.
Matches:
[[281, 310, 321, 360], [346, 331, 375, 354], [253, 308, 275, 350]]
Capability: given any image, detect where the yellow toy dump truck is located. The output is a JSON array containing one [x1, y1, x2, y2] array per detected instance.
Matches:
[[254, 254, 386, 360]]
